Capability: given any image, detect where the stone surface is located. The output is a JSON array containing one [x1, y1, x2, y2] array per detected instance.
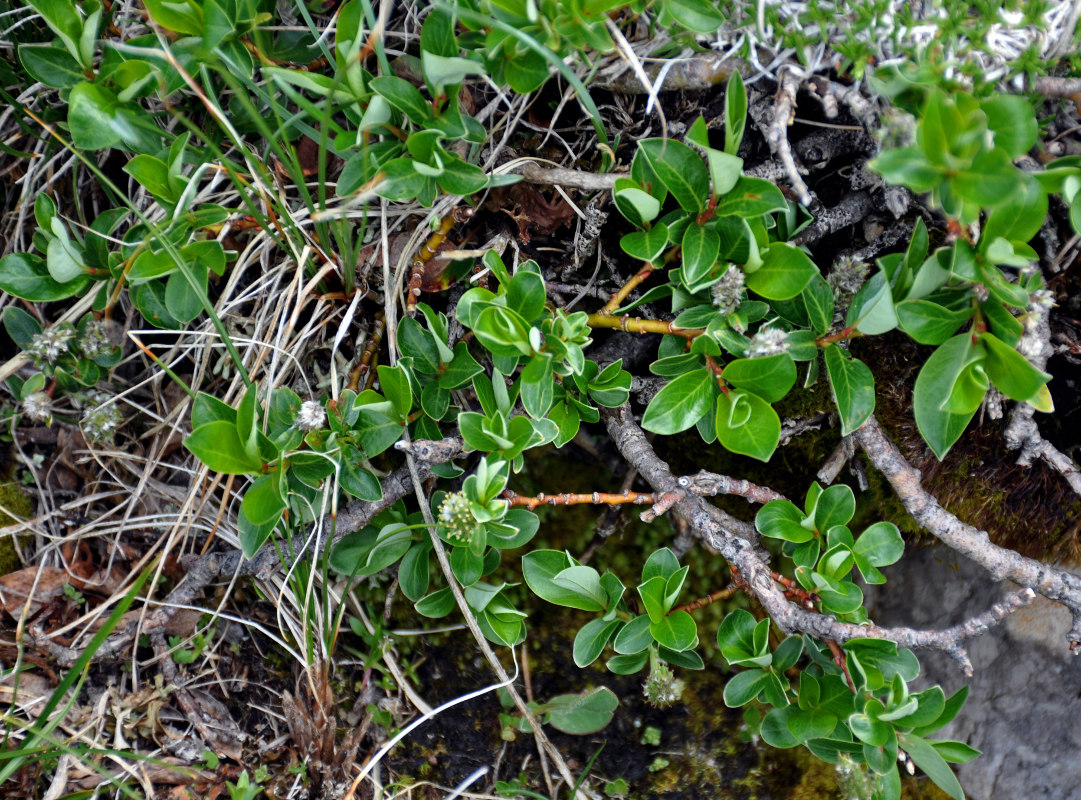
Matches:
[[865, 546, 1081, 800]]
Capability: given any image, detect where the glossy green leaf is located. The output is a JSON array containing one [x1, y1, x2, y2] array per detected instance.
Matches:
[[519, 353, 554, 419], [552, 565, 607, 611], [370, 75, 431, 123], [0, 253, 84, 301], [681, 223, 721, 289], [982, 94, 1038, 159], [746, 243, 816, 301], [846, 270, 898, 335], [979, 332, 1052, 411], [787, 708, 838, 743], [823, 345, 875, 436], [649, 610, 697, 652], [724, 71, 747, 156], [397, 542, 431, 602], [813, 573, 864, 615], [931, 740, 981, 764], [67, 82, 127, 151], [638, 139, 709, 213], [398, 316, 442, 374], [524, 551, 598, 611], [637, 575, 668, 623], [620, 223, 670, 263], [642, 368, 715, 435], [901, 734, 965, 800], [715, 390, 780, 462], [607, 651, 650, 674], [844, 639, 920, 686], [439, 342, 483, 389], [758, 637, 797, 675], [143, 0, 203, 35], [896, 300, 973, 345], [723, 354, 796, 403], [666, 0, 725, 31], [814, 484, 856, 531], [982, 174, 1047, 245], [756, 500, 812, 543], [952, 148, 1022, 208], [913, 334, 981, 459], [760, 707, 802, 749], [613, 614, 653, 655], [18, 43, 83, 89], [184, 421, 262, 474], [869, 146, 942, 193], [802, 273, 834, 335], [240, 473, 285, 530], [613, 177, 661, 227], [573, 618, 622, 667], [717, 608, 762, 657], [416, 587, 456, 618], [439, 153, 489, 195], [642, 548, 680, 583], [714, 176, 788, 217], [723, 669, 770, 707], [853, 522, 904, 566], [849, 712, 890, 747], [474, 305, 533, 357]]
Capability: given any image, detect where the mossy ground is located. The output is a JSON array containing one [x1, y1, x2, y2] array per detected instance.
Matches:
[[0, 446, 33, 575], [854, 332, 1081, 562]]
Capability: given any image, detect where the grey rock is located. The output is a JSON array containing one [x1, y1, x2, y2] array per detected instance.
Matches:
[[865, 546, 1081, 800]]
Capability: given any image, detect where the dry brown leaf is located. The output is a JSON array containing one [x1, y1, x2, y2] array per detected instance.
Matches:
[[0, 566, 69, 616]]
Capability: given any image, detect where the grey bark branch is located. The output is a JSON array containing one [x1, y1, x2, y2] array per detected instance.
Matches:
[[514, 163, 618, 191], [604, 405, 1032, 674], [678, 470, 788, 504], [767, 65, 813, 206], [855, 416, 1081, 652]]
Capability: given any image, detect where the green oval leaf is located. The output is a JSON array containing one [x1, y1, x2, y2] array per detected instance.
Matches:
[[723, 669, 770, 707], [638, 139, 709, 213], [649, 610, 697, 652], [184, 421, 263, 474], [0, 253, 85, 301], [913, 334, 981, 459], [823, 345, 875, 436], [642, 368, 715, 435], [573, 617, 622, 668], [746, 243, 817, 301], [722, 354, 796, 403], [715, 390, 780, 462]]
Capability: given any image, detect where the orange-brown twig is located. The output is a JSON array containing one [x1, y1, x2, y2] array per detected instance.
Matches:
[[407, 207, 474, 314], [826, 639, 857, 693], [773, 572, 818, 608], [503, 489, 661, 510], [639, 490, 685, 522], [349, 313, 385, 392], [673, 584, 741, 614]]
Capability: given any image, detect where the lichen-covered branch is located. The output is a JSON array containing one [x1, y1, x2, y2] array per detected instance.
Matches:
[[855, 416, 1081, 651], [605, 404, 1035, 674], [766, 65, 813, 206], [678, 470, 788, 505]]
